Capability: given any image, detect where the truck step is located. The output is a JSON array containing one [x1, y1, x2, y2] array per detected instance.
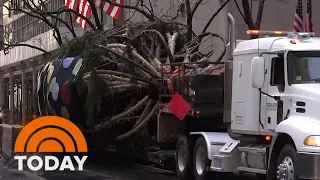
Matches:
[[219, 141, 239, 155], [237, 167, 266, 174], [210, 166, 223, 172], [211, 153, 238, 173], [211, 155, 230, 173], [213, 154, 231, 160], [238, 145, 267, 154]]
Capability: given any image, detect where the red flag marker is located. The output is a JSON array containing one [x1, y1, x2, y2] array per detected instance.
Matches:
[[167, 92, 191, 120]]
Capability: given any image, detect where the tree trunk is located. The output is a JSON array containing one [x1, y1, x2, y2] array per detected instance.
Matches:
[[241, 0, 266, 39], [185, 0, 193, 41]]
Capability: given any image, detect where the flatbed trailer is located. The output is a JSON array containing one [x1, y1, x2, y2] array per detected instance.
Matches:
[[36, 12, 320, 180], [144, 14, 320, 180]]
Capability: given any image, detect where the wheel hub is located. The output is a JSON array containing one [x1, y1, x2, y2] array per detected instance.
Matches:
[[195, 147, 206, 175], [277, 156, 294, 180], [177, 145, 187, 172]]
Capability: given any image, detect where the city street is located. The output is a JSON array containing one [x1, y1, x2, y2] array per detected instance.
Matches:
[[0, 125, 256, 180], [38, 152, 179, 180], [0, 151, 257, 180], [0, 164, 46, 180], [1, 125, 178, 180], [0, 151, 178, 180], [0, 156, 177, 180]]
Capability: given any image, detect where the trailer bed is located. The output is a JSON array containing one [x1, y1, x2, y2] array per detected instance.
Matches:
[[159, 62, 225, 118]]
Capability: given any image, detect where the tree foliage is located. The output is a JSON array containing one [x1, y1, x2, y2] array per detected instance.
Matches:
[[2, 0, 265, 141]]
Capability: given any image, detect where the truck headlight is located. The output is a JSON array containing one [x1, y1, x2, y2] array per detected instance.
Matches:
[[304, 136, 320, 146]]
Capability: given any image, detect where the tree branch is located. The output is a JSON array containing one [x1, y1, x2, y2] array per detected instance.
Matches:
[[234, 0, 246, 21], [255, 0, 266, 29], [139, 0, 154, 17], [67, 11, 76, 33], [236, 0, 265, 39], [191, 0, 204, 17], [87, 0, 103, 30], [202, 0, 231, 33], [47, 12, 77, 38], [26, 0, 77, 38], [2, 42, 51, 55], [147, 0, 155, 15], [185, 0, 193, 41], [101, 0, 156, 21], [241, 0, 255, 28], [43, 8, 96, 30], [3, 3, 63, 45]]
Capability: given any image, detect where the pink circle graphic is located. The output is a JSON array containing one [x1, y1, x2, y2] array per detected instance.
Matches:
[[61, 81, 71, 105]]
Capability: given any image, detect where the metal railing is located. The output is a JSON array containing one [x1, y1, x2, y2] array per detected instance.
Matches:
[[9, 7, 80, 43], [1, 107, 32, 125], [159, 61, 225, 99]]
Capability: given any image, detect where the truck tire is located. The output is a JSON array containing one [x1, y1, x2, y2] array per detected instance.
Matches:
[[193, 137, 212, 180], [276, 144, 299, 180], [176, 136, 193, 180]]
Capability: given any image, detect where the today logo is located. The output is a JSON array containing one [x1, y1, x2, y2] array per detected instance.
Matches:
[[14, 116, 88, 171]]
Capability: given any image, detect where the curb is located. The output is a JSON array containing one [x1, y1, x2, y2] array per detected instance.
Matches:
[[0, 164, 47, 180]]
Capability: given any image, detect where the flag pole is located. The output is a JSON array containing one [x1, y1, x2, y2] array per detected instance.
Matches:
[[100, 6, 104, 27]]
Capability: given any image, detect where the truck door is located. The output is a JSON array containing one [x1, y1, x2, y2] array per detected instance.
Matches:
[[265, 55, 285, 131]]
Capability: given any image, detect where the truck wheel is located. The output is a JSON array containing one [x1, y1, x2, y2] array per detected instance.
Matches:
[[193, 137, 212, 180], [276, 144, 299, 180], [176, 136, 193, 180]]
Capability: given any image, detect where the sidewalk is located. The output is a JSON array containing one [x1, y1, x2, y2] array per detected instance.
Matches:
[[0, 124, 46, 180], [0, 164, 46, 180]]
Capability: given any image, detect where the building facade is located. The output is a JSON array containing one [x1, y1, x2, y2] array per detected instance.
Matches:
[[125, 0, 320, 40], [229, 0, 320, 39], [0, 0, 117, 125], [0, 0, 3, 50]]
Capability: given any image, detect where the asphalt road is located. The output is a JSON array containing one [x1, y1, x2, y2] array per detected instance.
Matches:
[[1, 151, 259, 180], [0, 125, 257, 180], [38, 152, 179, 180], [1, 126, 179, 180], [0, 150, 257, 180], [36, 152, 256, 180]]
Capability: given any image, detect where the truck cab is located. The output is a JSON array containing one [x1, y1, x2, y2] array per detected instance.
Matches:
[[232, 30, 320, 137], [175, 30, 320, 180], [229, 30, 320, 179], [230, 30, 320, 180]]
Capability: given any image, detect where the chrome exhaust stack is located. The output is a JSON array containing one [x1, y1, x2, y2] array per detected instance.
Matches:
[[227, 13, 236, 60], [224, 13, 235, 125]]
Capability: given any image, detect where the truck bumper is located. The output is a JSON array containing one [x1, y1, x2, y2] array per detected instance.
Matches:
[[298, 152, 320, 179]]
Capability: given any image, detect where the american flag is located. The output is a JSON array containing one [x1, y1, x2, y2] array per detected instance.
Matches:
[[76, 0, 92, 30], [293, 0, 303, 32], [65, 0, 124, 30], [94, 0, 124, 20], [305, 0, 313, 32], [65, 0, 91, 29], [65, 0, 78, 10]]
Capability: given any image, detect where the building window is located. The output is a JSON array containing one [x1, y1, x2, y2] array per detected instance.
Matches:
[[5, 0, 115, 43], [6, 0, 66, 43], [8, 0, 23, 16]]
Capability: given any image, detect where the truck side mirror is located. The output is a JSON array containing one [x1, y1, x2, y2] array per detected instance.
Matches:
[[251, 56, 265, 89]]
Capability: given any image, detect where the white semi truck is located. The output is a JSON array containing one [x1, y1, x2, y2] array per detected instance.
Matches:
[[35, 11, 320, 180], [168, 14, 320, 180]]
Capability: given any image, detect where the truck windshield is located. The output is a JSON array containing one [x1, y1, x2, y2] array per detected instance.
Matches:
[[287, 51, 320, 85]]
